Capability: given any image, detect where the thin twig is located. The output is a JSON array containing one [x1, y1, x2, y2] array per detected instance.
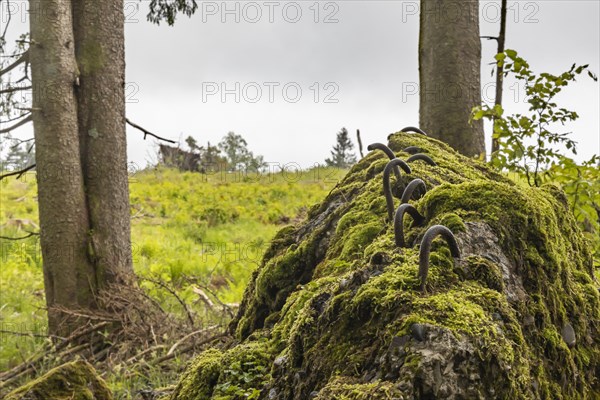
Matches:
[[151, 333, 227, 365], [126, 118, 176, 144], [142, 277, 195, 329], [167, 325, 219, 356], [0, 51, 28, 77], [0, 85, 31, 95], [0, 115, 32, 134]]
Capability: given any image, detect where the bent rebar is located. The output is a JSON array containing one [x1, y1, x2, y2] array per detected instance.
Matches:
[[400, 179, 427, 204], [367, 143, 401, 179], [403, 146, 421, 155], [383, 158, 411, 220], [418, 225, 460, 292], [394, 204, 426, 247], [401, 126, 429, 136], [407, 153, 437, 166]]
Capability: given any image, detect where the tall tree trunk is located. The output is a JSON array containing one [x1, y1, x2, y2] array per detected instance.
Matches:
[[491, 0, 507, 157], [29, 0, 97, 335], [419, 0, 485, 157], [72, 0, 133, 284]]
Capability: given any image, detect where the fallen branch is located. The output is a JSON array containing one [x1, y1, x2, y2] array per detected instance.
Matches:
[[151, 332, 227, 365], [0, 329, 59, 340], [126, 118, 176, 144], [0, 321, 110, 384], [143, 277, 195, 329], [166, 325, 219, 356]]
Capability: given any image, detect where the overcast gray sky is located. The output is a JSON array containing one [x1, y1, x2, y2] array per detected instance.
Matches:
[[4, 0, 599, 168]]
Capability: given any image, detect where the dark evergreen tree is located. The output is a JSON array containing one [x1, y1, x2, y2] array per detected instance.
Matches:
[[325, 128, 357, 168]]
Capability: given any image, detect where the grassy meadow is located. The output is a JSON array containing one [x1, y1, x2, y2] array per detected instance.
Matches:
[[0, 166, 345, 373]]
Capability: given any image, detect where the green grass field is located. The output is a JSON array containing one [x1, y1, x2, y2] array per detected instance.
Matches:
[[0, 166, 345, 372]]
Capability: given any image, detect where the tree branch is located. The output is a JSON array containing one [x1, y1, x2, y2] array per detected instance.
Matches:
[[0, 115, 32, 134], [9, 137, 34, 149], [0, 85, 31, 95], [126, 118, 176, 144], [0, 231, 39, 240], [481, 36, 499, 41], [0, 164, 36, 181], [0, 51, 28, 77], [1, 112, 32, 124]]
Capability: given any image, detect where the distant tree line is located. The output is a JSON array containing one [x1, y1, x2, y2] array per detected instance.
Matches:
[[159, 132, 266, 173]]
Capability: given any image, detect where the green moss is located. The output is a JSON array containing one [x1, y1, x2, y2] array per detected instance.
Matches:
[[314, 377, 405, 399], [5, 361, 112, 400], [173, 132, 600, 399], [171, 340, 274, 400]]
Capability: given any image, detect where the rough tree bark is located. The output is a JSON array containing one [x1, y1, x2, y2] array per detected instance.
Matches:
[[72, 0, 133, 284], [419, 0, 485, 157], [491, 0, 507, 157], [28, 0, 133, 336], [28, 0, 97, 335]]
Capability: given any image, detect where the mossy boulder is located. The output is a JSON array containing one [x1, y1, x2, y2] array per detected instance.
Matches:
[[171, 132, 599, 399], [5, 361, 112, 400]]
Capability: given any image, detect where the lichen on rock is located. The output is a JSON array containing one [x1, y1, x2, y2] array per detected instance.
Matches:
[[171, 132, 600, 399], [5, 361, 112, 400]]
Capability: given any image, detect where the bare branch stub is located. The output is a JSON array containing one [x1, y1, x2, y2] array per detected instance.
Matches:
[[407, 153, 437, 166], [401, 126, 429, 136], [383, 158, 411, 220], [418, 225, 460, 292], [394, 204, 426, 248], [368, 142, 401, 179], [356, 129, 364, 159], [126, 118, 176, 144]]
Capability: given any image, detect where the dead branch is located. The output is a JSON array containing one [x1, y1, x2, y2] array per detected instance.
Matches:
[[0, 329, 58, 340], [1, 112, 31, 124], [151, 332, 227, 365], [0, 115, 32, 134], [0, 231, 39, 240], [124, 345, 168, 365], [192, 287, 216, 312], [9, 137, 34, 148], [0, 51, 28, 77], [0, 321, 110, 384], [126, 118, 176, 144], [143, 277, 195, 329], [0, 85, 31, 95], [192, 283, 235, 318], [166, 325, 219, 356], [0, 164, 36, 181]]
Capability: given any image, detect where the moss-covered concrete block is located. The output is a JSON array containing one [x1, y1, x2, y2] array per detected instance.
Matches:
[[5, 361, 112, 400], [171, 132, 600, 399]]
